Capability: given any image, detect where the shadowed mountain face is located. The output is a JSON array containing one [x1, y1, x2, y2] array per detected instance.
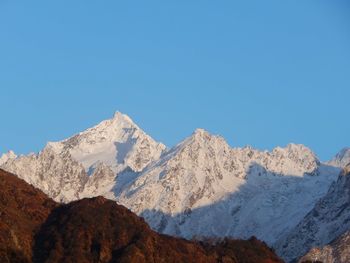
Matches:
[[275, 164, 350, 262], [0, 169, 283, 263]]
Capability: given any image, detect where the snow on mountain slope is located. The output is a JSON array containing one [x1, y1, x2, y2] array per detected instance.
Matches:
[[117, 129, 339, 246], [328, 147, 350, 168], [1, 145, 87, 202], [0, 112, 166, 202], [48, 111, 166, 173], [0, 150, 17, 165], [0, 112, 342, 261], [275, 164, 350, 262]]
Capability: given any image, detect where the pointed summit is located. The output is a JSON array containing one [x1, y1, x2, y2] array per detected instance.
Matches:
[[6, 150, 16, 158], [329, 147, 350, 168], [113, 111, 123, 119], [112, 111, 136, 126], [0, 150, 17, 165], [273, 143, 319, 162], [176, 128, 228, 152], [193, 128, 208, 135], [45, 111, 166, 173], [191, 128, 211, 140]]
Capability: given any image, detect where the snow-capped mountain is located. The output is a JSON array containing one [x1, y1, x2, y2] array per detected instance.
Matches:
[[117, 129, 339, 246], [275, 164, 350, 262], [1, 112, 166, 202], [46, 111, 166, 173], [0, 111, 344, 262]]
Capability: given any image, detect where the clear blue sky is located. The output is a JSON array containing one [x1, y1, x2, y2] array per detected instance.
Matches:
[[0, 1, 349, 161]]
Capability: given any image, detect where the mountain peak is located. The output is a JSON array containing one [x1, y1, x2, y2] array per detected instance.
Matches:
[[194, 128, 207, 134], [0, 150, 17, 165], [180, 128, 227, 149], [5, 150, 16, 158], [273, 143, 312, 153], [112, 111, 135, 125], [335, 147, 350, 160], [192, 128, 211, 138], [79, 111, 138, 134], [43, 111, 166, 173], [286, 143, 308, 149], [272, 143, 317, 159], [328, 147, 350, 168]]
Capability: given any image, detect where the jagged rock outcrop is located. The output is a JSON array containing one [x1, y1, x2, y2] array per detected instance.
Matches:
[[0, 150, 17, 166], [299, 230, 350, 263], [79, 162, 117, 200], [2, 145, 88, 202]]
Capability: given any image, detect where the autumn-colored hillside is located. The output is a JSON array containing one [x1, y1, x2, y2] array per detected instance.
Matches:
[[0, 169, 283, 263]]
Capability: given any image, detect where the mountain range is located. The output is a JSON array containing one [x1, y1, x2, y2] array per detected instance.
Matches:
[[1, 111, 349, 262]]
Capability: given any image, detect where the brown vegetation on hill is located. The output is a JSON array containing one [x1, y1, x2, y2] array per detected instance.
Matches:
[[0, 169, 57, 262], [0, 169, 283, 263]]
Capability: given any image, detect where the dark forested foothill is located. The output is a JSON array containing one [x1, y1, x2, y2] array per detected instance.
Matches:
[[0, 169, 283, 263]]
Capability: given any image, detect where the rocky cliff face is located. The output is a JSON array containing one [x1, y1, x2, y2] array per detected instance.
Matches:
[[2, 145, 88, 202], [299, 230, 350, 263], [0, 168, 283, 263]]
